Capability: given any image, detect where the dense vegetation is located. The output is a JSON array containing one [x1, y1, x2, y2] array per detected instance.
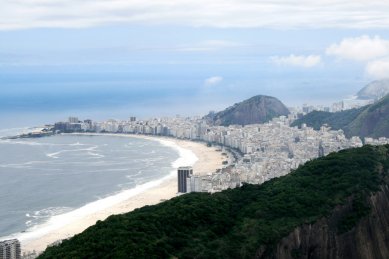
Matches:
[[205, 95, 289, 126], [39, 145, 389, 259], [346, 94, 389, 138], [291, 107, 364, 131], [292, 94, 389, 138]]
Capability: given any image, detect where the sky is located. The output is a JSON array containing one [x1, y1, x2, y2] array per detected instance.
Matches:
[[1, 0, 389, 128]]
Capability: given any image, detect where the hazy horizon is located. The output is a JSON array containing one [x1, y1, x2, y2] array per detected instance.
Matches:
[[1, 1, 389, 127]]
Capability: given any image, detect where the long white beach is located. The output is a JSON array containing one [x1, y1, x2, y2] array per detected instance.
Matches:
[[21, 134, 224, 253]]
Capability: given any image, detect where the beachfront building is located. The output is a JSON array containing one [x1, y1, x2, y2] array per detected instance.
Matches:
[[0, 239, 21, 259], [186, 175, 203, 193], [68, 117, 79, 123], [177, 166, 193, 193]]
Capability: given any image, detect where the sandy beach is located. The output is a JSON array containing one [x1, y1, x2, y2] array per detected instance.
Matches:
[[21, 134, 224, 253]]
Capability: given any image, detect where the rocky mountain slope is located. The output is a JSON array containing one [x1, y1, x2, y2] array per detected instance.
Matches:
[[268, 184, 389, 259], [39, 145, 389, 259], [205, 95, 289, 126]]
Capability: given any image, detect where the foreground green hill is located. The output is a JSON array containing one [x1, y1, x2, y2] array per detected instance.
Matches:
[[292, 94, 389, 138], [39, 145, 389, 259]]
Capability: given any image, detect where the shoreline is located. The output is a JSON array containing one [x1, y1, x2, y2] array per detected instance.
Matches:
[[20, 133, 224, 254]]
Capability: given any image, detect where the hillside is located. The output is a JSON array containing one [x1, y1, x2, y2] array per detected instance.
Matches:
[[292, 94, 389, 138], [39, 145, 389, 259], [291, 107, 364, 131], [205, 95, 289, 126], [345, 94, 389, 138], [357, 79, 389, 100]]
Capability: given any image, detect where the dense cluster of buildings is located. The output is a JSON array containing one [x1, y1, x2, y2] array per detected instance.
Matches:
[[300, 98, 373, 113], [52, 112, 389, 194]]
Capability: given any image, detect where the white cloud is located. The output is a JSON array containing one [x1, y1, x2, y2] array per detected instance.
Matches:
[[204, 76, 223, 86], [2, 1, 389, 30], [366, 59, 389, 79], [271, 55, 321, 68], [326, 35, 389, 61], [325, 35, 389, 79]]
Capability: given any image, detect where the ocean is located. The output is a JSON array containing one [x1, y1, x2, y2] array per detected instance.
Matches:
[[0, 131, 196, 242]]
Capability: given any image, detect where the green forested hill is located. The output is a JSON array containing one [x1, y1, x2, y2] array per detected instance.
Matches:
[[205, 95, 290, 126], [290, 107, 364, 131], [291, 94, 389, 138], [39, 145, 389, 259], [345, 94, 389, 138]]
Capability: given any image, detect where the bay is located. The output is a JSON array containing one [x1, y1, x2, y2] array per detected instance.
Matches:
[[0, 134, 179, 238]]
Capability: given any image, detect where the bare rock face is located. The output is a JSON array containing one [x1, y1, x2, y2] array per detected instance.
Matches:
[[257, 185, 389, 259], [205, 95, 290, 126]]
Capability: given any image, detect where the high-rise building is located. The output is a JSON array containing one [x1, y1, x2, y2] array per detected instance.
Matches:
[[68, 117, 79, 123], [318, 141, 325, 157], [187, 175, 203, 193], [177, 166, 193, 193], [0, 239, 21, 259]]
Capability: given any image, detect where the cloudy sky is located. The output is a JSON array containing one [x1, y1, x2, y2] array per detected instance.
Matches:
[[1, 0, 389, 127]]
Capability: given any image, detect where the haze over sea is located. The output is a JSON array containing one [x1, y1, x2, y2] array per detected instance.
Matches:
[[0, 133, 190, 241], [0, 67, 366, 130]]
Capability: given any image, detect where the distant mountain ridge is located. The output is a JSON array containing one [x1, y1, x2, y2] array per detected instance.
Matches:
[[292, 93, 389, 138], [291, 108, 364, 132], [346, 93, 389, 138], [357, 79, 389, 100], [205, 95, 289, 126]]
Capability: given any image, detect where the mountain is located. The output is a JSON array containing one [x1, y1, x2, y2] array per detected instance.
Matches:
[[39, 145, 389, 259], [345, 94, 389, 138], [205, 95, 289, 126], [292, 94, 389, 138], [290, 108, 364, 132], [357, 79, 389, 100]]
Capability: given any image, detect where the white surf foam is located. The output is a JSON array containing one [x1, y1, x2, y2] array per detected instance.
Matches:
[[0, 161, 47, 169], [46, 146, 99, 159], [5, 136, 198, 244], [69, 142, 85, 146], [155, 138, 198, 168]]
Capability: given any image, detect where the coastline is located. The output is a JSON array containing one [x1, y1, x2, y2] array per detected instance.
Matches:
[[21, 133, 224, 254]]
